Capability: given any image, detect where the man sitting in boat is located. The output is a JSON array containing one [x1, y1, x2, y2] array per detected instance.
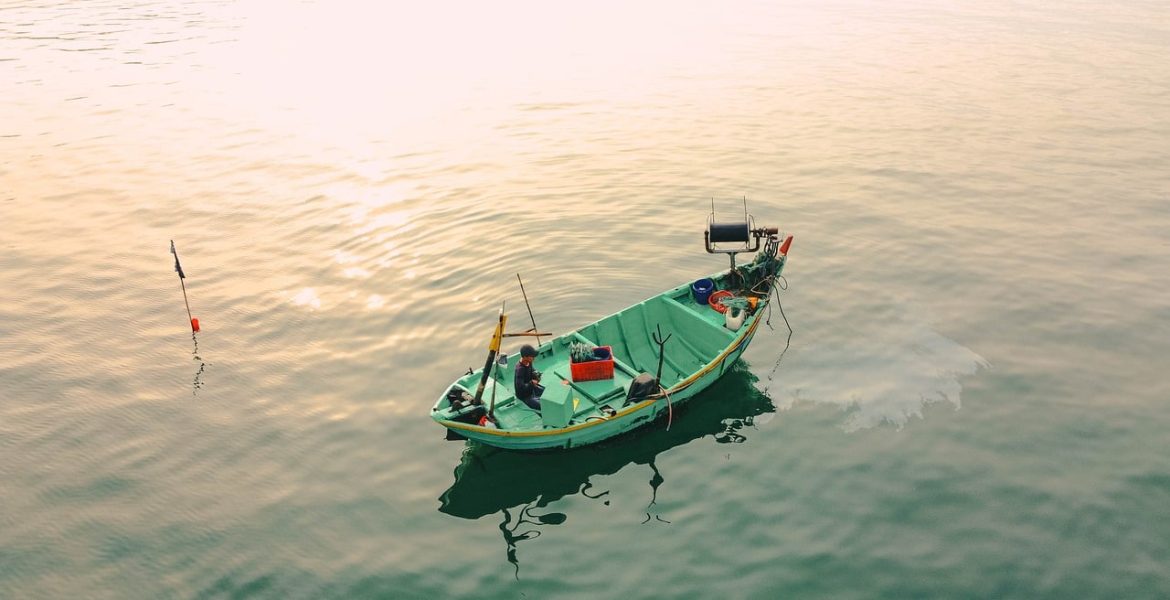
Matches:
[[514, 344, 544, 412]]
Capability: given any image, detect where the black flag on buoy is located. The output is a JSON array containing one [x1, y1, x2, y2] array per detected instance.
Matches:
[[170, 240, 186, 279], [170, 240, 198, 332]]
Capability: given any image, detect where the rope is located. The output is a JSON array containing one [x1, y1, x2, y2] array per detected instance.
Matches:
[[761, 277, 793, 399], [773, 280, 792, 336], [663, 386, 674, 431]]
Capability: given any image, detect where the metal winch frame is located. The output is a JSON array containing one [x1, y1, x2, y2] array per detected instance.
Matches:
[[703, 198, 779, 273]]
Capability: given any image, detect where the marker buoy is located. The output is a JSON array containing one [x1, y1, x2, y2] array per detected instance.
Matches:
[[779, 235, 794, 256], [171, 241, 199, 333]]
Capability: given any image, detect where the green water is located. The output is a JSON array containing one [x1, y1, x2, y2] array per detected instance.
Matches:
[[2, 1, 1169, 598]]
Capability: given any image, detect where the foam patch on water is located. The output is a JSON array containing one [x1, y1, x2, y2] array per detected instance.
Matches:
[[770, 305, 989, 431]]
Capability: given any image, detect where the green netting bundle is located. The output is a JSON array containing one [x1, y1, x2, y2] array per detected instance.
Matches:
[[718, 296, 751, 310], [570, 341, 597, 363]]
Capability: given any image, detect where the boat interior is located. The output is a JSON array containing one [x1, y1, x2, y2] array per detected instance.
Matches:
[[433, 271, 767, 432]]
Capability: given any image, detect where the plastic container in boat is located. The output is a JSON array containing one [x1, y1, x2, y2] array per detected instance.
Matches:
[[708, 290, 733, 313], [691, 278, 715, 305], [571, 346, 614, 381], [725, 307, 745, 331]]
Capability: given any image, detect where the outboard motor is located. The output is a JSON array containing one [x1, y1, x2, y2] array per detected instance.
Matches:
[[625, 373, 659, 405]]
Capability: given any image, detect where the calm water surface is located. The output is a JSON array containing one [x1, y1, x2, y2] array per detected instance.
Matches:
[[2, 1, 1169, 598]]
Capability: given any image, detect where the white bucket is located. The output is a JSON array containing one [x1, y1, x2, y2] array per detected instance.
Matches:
[[725, 307, 745, 331]]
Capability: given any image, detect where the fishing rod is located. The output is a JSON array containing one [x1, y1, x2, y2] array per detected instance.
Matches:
[[516, 273, 542, 348]]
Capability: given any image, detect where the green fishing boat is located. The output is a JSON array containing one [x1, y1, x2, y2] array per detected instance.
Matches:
[[430, 210, 793, 451]]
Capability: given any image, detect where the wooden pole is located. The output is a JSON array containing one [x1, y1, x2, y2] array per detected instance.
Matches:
[[474, 309, 508, 404]]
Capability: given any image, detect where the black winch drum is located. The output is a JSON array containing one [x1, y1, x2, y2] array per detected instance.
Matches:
[[708, 222, 750, 243]]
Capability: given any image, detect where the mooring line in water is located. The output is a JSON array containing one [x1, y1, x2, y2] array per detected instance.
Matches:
[[762, 277, 793, 400]]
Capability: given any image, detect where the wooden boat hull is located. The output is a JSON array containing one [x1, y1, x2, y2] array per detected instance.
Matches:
[[431, 244, 788, 451], [441, 313, 763, 451]]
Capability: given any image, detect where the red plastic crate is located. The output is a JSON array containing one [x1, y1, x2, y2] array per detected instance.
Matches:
[[570, 346, 615, 381]]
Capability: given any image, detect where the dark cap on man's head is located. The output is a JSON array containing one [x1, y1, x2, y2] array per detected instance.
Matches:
[[520, 344, 537, 358]]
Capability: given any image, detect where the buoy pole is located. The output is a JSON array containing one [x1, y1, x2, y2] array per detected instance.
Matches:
[[170, 240, 199, 332]]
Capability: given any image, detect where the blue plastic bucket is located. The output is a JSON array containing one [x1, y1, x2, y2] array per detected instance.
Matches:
[[691, 278, 715, 305]]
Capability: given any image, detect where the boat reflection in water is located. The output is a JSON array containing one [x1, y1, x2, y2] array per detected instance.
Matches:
[[437, 362, 777, 577]]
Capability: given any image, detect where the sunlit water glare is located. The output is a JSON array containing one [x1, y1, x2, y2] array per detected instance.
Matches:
[[2, 1, 1168, 598]]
